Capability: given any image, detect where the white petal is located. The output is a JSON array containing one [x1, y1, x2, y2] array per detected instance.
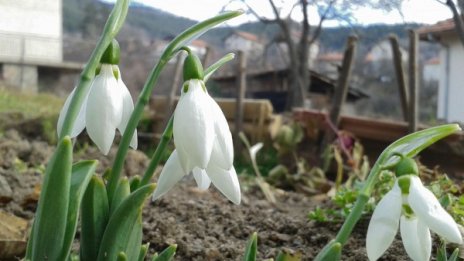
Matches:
[[408, 176, 463, 244], [152, 150, 186, 201], [85, 65, 122, 155], [250, 143, 263, 163], [173, 79, 215, 172], [400, 216, 431, 261], [192, 168, 211, 190], [116, 72, 138, 149], [207, 164, 241, 204], [57, 87, 87, 138], [366, 182, 402, 261], [208, 95, 234, 169]]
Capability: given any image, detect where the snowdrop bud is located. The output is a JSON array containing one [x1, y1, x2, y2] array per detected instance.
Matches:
[[183, 49, 204, 81], [100, 39, 120, 65]]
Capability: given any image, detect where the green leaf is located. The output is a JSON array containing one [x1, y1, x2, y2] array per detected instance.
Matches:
[[138, 243, 150, 261], [152, 245, 177, 261], [130, 175, 141, 192], [448, 248, 460, 261], [314, 241, 341, 261], [124, 215, 143, 260], [275, 250, 302, 261], [80, 176, 110, 261], [117, 252, 128, 261], [203, 53, 235, 82], [243, 232, 258, 261], [28, 137, 73, 260], [111, 177, 130, 215], [97, 184, 156, 261], [59, 160, 98, 260], [161, 11, 242, 63]]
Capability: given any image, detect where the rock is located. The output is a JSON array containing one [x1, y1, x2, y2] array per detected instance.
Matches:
[[21, 183, 41, 209], [0, 175, 13, 204], [0, 210, 29, 259]]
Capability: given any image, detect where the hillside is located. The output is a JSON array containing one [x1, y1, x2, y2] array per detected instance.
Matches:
[[63, 0, 422, 51]]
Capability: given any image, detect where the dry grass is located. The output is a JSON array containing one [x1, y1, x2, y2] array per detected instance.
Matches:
[[0, 87, 63, 118]]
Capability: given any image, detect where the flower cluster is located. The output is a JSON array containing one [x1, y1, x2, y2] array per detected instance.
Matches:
[[367, 173, 462, 261]]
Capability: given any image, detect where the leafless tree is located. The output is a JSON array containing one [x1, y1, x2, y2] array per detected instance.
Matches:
[[227, 0, 401, 109], [437, 0, 464, 46]]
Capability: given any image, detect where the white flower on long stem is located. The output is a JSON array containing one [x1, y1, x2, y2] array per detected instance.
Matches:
[[57, 64, 137, 155], [152, 79, 240, 204], [366, 175, 462, 261]]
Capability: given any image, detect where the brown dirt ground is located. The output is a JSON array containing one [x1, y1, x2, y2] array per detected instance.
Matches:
[[0, 128, 429, 261]]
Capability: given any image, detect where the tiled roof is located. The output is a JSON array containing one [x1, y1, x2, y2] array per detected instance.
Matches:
[[417, 18, 455, 36]]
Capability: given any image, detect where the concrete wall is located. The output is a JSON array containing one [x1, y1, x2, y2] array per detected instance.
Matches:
[[437, 34, 464, 122], [0, 0, 62, 62], [2, 64, 38, 92]]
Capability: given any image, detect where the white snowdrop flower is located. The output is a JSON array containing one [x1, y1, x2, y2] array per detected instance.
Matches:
[[366, 175, 462, 261], [57, 64, 137, 155], [152, 79, 240, 204]]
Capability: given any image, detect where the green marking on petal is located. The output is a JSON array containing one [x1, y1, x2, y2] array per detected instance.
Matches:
[[183, 82, 189, 93], [402, 204, 414, 218], [398, 175, 411, 194]]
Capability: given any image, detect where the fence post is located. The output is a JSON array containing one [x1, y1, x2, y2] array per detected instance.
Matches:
[[408, 30, 419, 133], [329, 35, 357, 127], [235, 51, 247, 152], [389, 34, 409, 122]]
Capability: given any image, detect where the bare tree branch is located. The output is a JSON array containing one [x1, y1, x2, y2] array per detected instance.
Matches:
[[309, 0, 336, 45], [445, 0, 464, 47]]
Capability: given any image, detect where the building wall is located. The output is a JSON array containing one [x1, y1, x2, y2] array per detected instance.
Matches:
[[224, 35, 263, 58], [0, 0, 62, 62], [438, 34, 464, 122], [3, 64, 38, 92]]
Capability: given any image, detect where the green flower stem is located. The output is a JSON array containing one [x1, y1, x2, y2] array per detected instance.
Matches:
[[106, 10, 243, 201], [315, 123, 461, 260], [59, 0, 129, 139], [139, 116, 174, 187]]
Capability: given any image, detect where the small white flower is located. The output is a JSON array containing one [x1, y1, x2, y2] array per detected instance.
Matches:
[[57, 64, 137, 155], [152, 79, 240, 204], [366, 175, 462, 261]]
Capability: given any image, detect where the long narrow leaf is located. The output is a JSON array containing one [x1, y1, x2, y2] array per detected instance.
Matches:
[[152, 245, 177, 261], [110, 177, 130, 215], [97, 184, 156, 260], [59, 160, 98, 260], [80, 176, 110, 261], [243, 232, 258, 261], [28, 137, 72, 260]]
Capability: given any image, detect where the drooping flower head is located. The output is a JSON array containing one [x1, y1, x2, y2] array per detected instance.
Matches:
[[57, 40, 137, 155], [152, 49, 240, 204], [366, 157, 462, 261]]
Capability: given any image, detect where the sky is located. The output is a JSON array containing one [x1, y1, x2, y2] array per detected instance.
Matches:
[[123, 0, 453, 27]]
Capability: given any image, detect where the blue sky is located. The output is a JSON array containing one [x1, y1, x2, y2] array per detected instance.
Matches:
[[105, 0, 453, 27]]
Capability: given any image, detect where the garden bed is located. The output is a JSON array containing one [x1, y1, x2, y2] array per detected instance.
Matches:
[[0, 127, 431, 261]]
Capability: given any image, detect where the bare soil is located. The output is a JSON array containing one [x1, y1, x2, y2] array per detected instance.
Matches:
[[0, 128, 414, 260]]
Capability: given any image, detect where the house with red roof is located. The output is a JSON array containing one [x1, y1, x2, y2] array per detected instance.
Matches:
[[418, 19, 464, 123]]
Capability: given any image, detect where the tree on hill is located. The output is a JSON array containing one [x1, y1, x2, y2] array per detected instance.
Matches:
[[229, 0, 402, 109]]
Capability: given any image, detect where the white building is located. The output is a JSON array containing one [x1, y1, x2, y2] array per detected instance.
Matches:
[[418, 19, 464, 123], [0, 0, 81, 93], [224, 31, 264, 58]]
